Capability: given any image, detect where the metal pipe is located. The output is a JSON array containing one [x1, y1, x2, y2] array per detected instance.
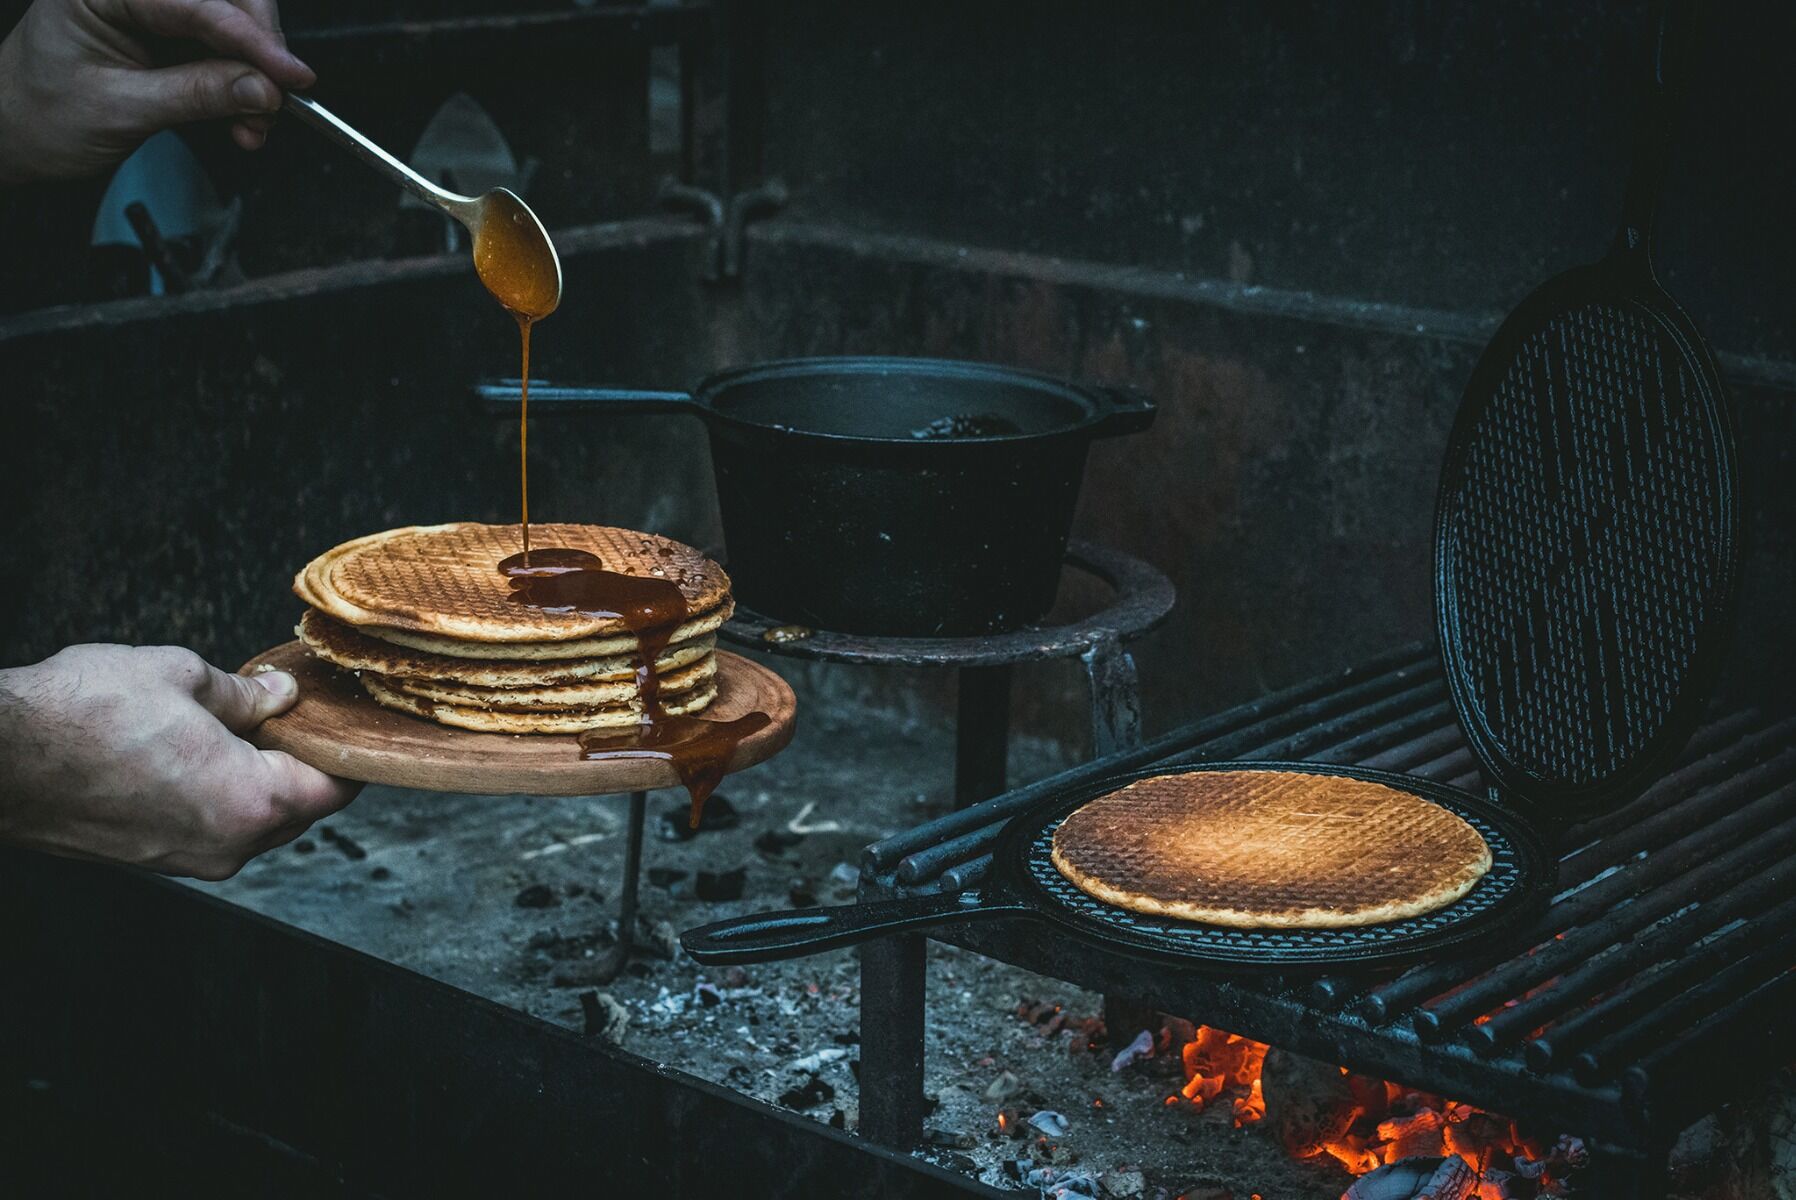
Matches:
[[1414, 793, 1796, 1040], [1473, 863, 1796, 1056], [1528, 888, 1796, 1073]]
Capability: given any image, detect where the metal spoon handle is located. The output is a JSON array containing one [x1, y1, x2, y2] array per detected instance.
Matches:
[[283, 93, 479, 225]]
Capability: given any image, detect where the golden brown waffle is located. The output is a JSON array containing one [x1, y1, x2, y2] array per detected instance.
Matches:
[[1050, 770, 1492, 928], [295, 523, 731, 643], [361, 675, 719, 734], [298, 610, 716, 686], [377, 654, 716, 712]]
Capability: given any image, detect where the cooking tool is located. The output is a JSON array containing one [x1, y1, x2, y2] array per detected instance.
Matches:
[[241, 642, 795, 796], [681, 1, 1739, 973], [1435, 0, 1737, 818], [684, 761, 1553, 970], [284, 93, 561, 318], [474, 357, 1155, 637]]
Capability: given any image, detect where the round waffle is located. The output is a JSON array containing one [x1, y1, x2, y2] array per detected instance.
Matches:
[[295, 523, 732, 643], [297, 609, 717, 685], [1050, 769, 1492, 929], [361, 675, 719, 734]]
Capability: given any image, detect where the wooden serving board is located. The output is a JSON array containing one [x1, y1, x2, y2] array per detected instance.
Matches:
[[240, 641, 796, 797]]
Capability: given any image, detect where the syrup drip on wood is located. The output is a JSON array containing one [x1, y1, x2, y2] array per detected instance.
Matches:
[[498, 549, 766, 827]]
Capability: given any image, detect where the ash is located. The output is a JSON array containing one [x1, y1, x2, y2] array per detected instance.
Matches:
[[196, 693, 1749, 1198]]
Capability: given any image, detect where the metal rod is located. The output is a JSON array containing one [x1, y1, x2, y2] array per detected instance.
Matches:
[[1414, 794, 1796, 1039], [863, 643, 1434, 871], [1530, 887, 1796, 1074], [938, 854, 994, 892], [1473, 862, 1796, 1056], [1560, 709, 1774, 847], [1593, 920, 1796, 1086], [1237, 680, 1448, 761], [1409, 747, 1479, 783], [616, 790, 648, 954], [1300, 699, 1455, 765], [1621, 965, 1796, 1122], [1356, 725, 1466, 773], [954, 665, 1012, 809], [858, 934, 929, 1148], [1559, 741, 1796, 887]]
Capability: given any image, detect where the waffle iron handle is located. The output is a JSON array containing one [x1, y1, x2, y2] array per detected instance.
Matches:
[[681, 893, 1029, 965], [471, 381, 699, 416], [1615, 0, 1691, 267]]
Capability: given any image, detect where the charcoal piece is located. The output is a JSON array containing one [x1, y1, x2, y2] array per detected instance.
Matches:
[[1343, 1157, 1476, 1200], [369, 866, 392, 881], [318, 826, 367, 861], [778, 1074, 835, 1109], [984, 1070, 1023, 1102], [514, 883, 557, 909], [695, 982, 722, 1007], [577, 989, 629, 1044], [754, 828, 804, 855], [292, 839, 316, 854], [695, 866, 747, 902], [636, 918, 680, 961], [922, 1126, 975, 1149], [647, 868, 689, 889], [1099, 1167, 1146, 1198], [831, 1030, 858, 1046], [828, 1109, 846, 1130], [1261, 1046, 1357, 1157], [659, 794, 740, 841], [787, 879, 818, 907]]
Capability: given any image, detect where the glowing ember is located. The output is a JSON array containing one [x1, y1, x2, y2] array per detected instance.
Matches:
[[1154, 1024, 1576, 1197]]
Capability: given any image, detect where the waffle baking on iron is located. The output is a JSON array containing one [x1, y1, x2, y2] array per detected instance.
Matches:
[[1051, 769, 1492, 928], [293, 523, 733, 734]]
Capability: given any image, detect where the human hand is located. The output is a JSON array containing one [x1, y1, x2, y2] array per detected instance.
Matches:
[[0, 0, 314, 184], [0, 643, 360, 879]]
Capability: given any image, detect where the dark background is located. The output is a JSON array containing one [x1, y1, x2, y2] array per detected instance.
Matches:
[[1, 0, 1790, 748]]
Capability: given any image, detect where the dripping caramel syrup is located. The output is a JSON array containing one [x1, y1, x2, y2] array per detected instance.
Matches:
[[478, 203, 767, 825], [496, 549, 768, 827]]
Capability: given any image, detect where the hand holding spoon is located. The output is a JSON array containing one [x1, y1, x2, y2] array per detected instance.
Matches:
[[283, 93, 561, 319]]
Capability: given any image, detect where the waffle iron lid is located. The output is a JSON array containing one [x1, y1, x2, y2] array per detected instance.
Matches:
[[1433, 283, 1741, 820]]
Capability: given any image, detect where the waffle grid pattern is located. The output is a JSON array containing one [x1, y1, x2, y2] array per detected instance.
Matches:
[[1051, 771, 1489, 917], [1440, 301, 1728, 785], [1022, 796, 1522, 958], [322, 524, 730, 639]]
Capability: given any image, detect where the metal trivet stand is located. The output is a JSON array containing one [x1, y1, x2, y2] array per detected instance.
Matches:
[[719, 539, 1174, 1141], [719, 540, 1175, 808]]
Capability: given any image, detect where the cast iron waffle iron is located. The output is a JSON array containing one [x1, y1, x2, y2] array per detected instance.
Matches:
[[684, 1, 1740, 973]]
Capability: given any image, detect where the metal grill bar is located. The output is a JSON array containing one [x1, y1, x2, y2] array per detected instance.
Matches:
[[1472, 862, 1796, 1055], [1620, 964, 1796, 1128], [1413, 791, 1796, 1040], [1525, 889, 1796, 1077]]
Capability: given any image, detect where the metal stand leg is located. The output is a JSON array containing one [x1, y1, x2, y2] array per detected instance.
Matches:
[[1082, 635, 1142, 758], [616, 790, 648, 956], [859, 934, 928, 1148], [590, 790, 650, 984], [1085, 636, 1152, 1044], [954, 665, 1012, 809]]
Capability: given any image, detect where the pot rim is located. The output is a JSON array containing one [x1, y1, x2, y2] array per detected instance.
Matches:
[[691, 355, 1144, 447]]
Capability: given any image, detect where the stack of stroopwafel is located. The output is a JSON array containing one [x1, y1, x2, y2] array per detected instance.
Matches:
[[293, 523, 733, 733]]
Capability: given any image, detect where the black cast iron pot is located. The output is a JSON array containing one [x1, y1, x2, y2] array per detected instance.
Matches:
[[479, 357, 1155, 637]]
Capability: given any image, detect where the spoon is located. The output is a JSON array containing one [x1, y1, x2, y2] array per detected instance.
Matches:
[[283, 93, 561, 320]]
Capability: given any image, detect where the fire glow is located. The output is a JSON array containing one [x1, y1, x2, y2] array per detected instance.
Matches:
[[1160, 1024, 1582, 1198]]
